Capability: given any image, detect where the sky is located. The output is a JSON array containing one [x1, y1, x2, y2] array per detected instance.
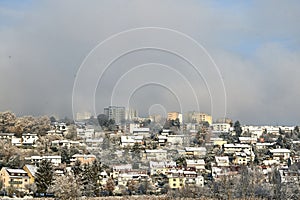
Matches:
[[0, 0, 300, 125]]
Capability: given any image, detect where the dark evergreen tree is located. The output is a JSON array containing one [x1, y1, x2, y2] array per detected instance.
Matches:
[[81, 164, 96, 197], [97, 114, 109, 128], [80, 160, 102, 197], [60, 146, 70, 164], [71, 160, 82, 178], [294, 126, 299, 134], [35, 160, 54, 194], [234, 121, 242, 137]]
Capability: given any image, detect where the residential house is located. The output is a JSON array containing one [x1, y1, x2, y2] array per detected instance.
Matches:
[[223, 144, 252, 155], [76, 128, 95, 139], [167, 135, 184, 146], [11, 133, 38, 147], [167, 169, 185, 189], [278, 168, 300, 183], [158, 135, 168, 146], [184, 147, 207, 158], [23, 165, 37, 184], [215, 156, 230, 167], [51, 140, 81, 149], [85, 138, 103, 151], [121, 135, 143, 147], [70, 154, 96, 165], [132, 128, 150, 137], [0, 167, 29, 192], [233, 152, 248, 165], [212, 123, 230, 132], [270, 148, 291, 160], [149, 161, 176, 176], [186, 159, 206, 171], [184, 171, 204, 187], [167, 169, 204, 189], [112, 164, 132, 179], [144, 150, 168, 161], [238, 137, 257, 144], [0, 133, 15, 142], [210, 137, 227, 146], [161, 129, 173, 136], [255, 142, 275, 150], [25, 155, 62, 166]]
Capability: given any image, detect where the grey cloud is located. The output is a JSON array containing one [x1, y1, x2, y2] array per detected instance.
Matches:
[[0, 0, 299, 125]]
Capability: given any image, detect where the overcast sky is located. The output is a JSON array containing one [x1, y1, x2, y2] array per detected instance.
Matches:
[[0, 0, 300, 125]]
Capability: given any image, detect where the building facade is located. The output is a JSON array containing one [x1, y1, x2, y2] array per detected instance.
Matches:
[[104, 106, 125, 124]]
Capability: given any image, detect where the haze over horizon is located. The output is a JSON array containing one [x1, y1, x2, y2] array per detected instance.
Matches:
[[1, 1, 300, 125]]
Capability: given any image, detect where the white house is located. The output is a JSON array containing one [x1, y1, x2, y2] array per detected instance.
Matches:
[[167, 135, 184, 146], [51, 140, 81, 148], [270, 149, 291, 160], [215, 156, 230, 167], [238, 137, 257, 144], [133, 128, 150, 136], [144, 149, 168, 161], [11, 133, 38, 147], [0, 133, 15, 141], [233, 152, 249, 165], [184, 147, 207, 157], [212, 123, 230, 132], [255, 142, 275, 150], [186, 159, 206, 170], [25, 155, 62, 166], [223, 144, 252, 154], [120, 135, 143, 147]]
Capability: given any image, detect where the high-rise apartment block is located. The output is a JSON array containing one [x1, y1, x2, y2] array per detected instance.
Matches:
[[104, 106, 125, 124]]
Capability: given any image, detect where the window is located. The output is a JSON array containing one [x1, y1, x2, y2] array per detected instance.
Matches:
[[180, 184, 183, 186], [173, 183, 176, 187], [173, 179, 176, 181]]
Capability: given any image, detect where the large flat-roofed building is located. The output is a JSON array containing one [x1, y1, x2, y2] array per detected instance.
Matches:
[[167, 112, 178, 120], [104, 106, 125, 124], [185, 111, 212, 125]]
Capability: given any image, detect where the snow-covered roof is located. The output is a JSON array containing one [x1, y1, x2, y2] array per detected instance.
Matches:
[[24, 165, 37, 177], [85, 138, 103, 143], [72, 154, 96, 158], [149, 161, 165, 168], [185, 147, 206, 152], [183, 171, 197, 175], [6, 168, 27, 174], [270, 149, 291, 153], [113, 164, 132, 171], [133, 128, 149, 132], [256, 142, 275, 146], [186, 159, 205, 165], [145, 149, 167, 153], [224, 144, 251, 148]]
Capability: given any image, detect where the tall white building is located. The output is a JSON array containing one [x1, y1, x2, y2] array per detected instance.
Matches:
[[125, 108, 139, 121], [104, 106, 125, 124], [76, 112, 91, 121]]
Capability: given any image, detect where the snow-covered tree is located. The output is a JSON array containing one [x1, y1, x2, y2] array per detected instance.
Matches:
[[50, 174, 81, 200], [35, 159, 54, 193], [80, 161, 102, 197]]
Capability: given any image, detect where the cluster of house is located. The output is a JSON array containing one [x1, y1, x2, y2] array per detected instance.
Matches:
[[0, 133, 38, 147], [0, 154, 97, 193], [1, 120, 300, 195]]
